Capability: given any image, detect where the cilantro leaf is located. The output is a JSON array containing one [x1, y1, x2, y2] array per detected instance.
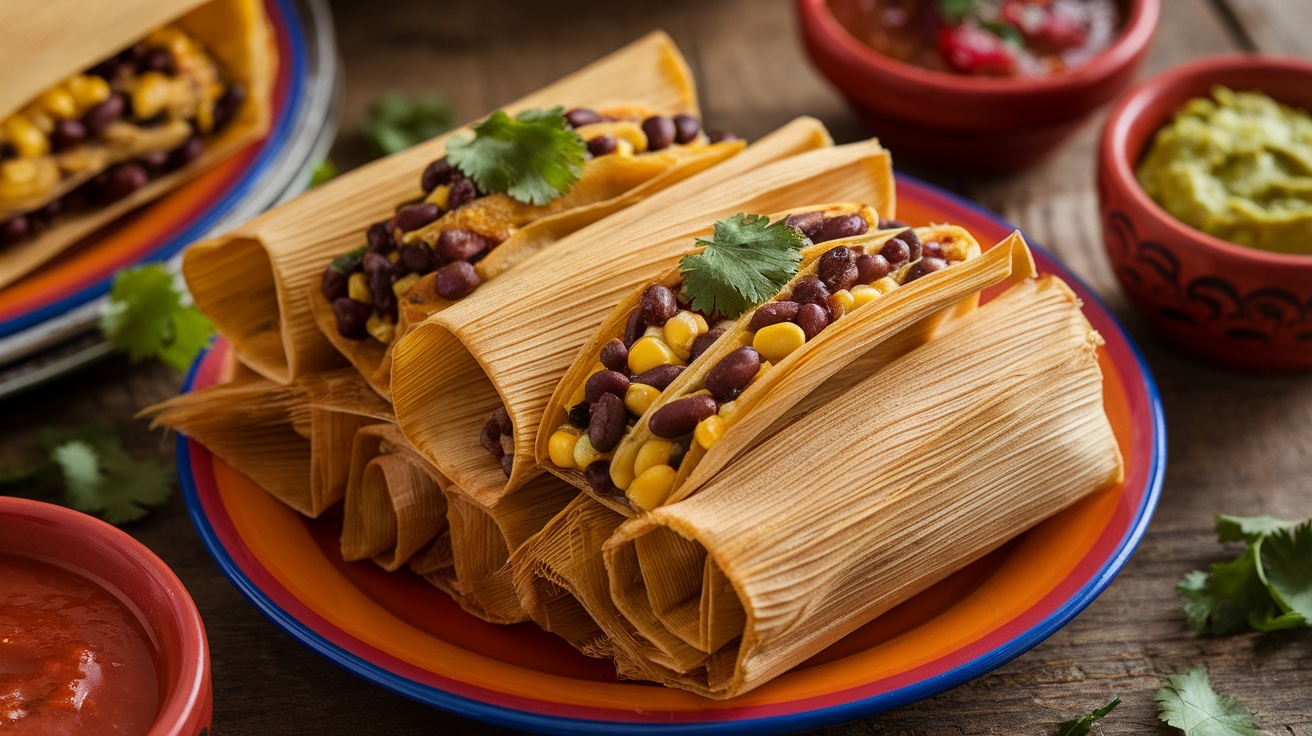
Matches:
[[309, 159, 338, 187], [1053, 696, 1120, 736], [362, 91, 455, 157], [1257, 522, 1312, 623], [100, 264, 214, 373], [1216, 514, 1296, 544], [679, 213, 808, 319], [938, 0, 975, 23], [41, 424, 172, 525], [50, 440, 103, 513], [445, 107, 586, 206], [1155, 668, 1264, 736], [1177, 546, 1277, 636]]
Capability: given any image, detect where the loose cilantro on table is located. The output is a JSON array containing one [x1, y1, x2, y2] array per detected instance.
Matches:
[[362, 90, 455, 157], [309, 158, 338, 187], [1155, 668, 1265, 736], [1052, 696, 1120, 736], [678, 213, 809, 320], [445, 107, 587, 206], [100, 264, 214, 373], [1178, 514, 1312, 635]]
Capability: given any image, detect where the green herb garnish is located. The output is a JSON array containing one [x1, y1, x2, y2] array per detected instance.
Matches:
[[100, 264, 214, 373], [445, 107, 587, 206], [309, 159, 338, 187], [330, 245, 368, 275], [938, 0, 975, 23], [678, 213, 808, 319], [1156, 668, 1264, 736], [1052, 697, 1120, 736], [361, 90, 455, 157]]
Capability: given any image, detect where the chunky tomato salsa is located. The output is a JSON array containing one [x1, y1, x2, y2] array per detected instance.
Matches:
[[828, 0, 1121, 78], [0, 553, 160, 736]]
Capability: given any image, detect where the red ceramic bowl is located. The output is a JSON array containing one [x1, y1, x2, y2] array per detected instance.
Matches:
[[0, 497, 211, 735], [797, 0, 1159, 172], [1098, 55, 1312, 372]]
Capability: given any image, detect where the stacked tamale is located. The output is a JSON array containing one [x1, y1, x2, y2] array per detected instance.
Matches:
[[148, 32, 1124, 700]]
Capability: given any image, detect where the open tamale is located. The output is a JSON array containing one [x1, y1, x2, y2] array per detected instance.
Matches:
[[602, 276, 1125, 698], [0, 0, 275, 288]]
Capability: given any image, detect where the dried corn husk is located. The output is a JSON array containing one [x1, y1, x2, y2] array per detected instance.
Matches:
[[603, 276, 1125, 698], [184, 31, 700, 384], [142, 367, 390, 516], [0, 0, 275, 288], [391, 133, 894, 508], [544, 228, 1036, 515], [340, 423, 449, 572]]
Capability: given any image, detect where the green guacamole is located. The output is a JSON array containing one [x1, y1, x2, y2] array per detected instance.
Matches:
[[1136, 86, 1312, 255]]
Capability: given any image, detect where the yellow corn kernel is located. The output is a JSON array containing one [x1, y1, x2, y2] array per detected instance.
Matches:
[[391, 272, 421, 298], [625, 383, 662, 417], [633, 439, 674, 477], [642, 325, 664, 340], [851, 284, 881, 308], [426, 184, 450, 210], [616, 138, 636, 157], [572, 433, 608, 470], [3, 116, 48, 158], [717, 399, 738, 421], [131, 72, 173, 119], [663, 311, 703, 359], [1, 159, 38, 184], [365, 314, 395, 344], [752, 322, 806, 363], [691, 312, 708, 333], [66, 75, 111, 111], [628, 336, 682, 374], [39, 88, 78, 120], [347, 272, 371, 303], [628, 465, 676, 511], [872, 276, 898, 295], [830, 289, 854, 320], [548, 430, 579, 469], [609, 458, 635, 492], [694, 415, 726, 450]]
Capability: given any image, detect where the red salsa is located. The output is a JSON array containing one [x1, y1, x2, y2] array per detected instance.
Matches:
[[828, 0, 1121, 78], [0, 553, 160, 736]]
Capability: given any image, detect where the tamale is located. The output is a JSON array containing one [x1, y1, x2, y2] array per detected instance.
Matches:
[[0, 0, 274, 287], [603, 276, 1125, 698], [184, 31, 704, 384], [391, 134, 894, 509]]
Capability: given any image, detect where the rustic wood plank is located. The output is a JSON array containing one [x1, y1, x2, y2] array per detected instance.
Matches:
[[1220, 0, 1312, 56]]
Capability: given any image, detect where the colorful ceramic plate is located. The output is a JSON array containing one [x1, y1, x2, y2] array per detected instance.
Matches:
[[178, 175, 1165, 735]]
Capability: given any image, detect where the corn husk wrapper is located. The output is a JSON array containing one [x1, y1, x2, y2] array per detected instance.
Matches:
[[184, 31, 700, 384], [0, 0, 275, 288], [340, 423, 449, 572], [603, 276, 1126, 698], [142, 367, 391, 517], [391, 132, 895, 508]]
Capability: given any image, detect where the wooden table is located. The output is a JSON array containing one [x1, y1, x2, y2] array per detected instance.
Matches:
[[4, 0, 1311, 732]]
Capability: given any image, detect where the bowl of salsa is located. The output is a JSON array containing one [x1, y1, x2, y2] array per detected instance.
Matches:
[[0, 496, 211, 736], [797, 0, 1159, 171]]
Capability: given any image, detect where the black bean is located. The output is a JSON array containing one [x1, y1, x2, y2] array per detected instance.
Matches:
[[332, 297, 372, 339], [447, 177, 477, 209], [564, 108, 604, 128], [813, 214, 869, 244], [796, 302, 829, 340], [707, 131, 739, 143], [922, 240, 945, 259], [890, 229, 922, 261], [705, 347, 761, 402], [480, 413, 505, 459], [0, 216, 30, 245], [878, 218, 908, 230], [879, 238, 911, 269], [50, 119, 87, 151], [588, 393, 627, 452], [395, 202, 441, 233], [789, 277, 830, 308], [500, 454, 514, 477], [143, 48, 176, 74], [167, 135, 204, 171], [817, 247, 858, 292], [586, 134, 617, 158], [649, 395, 718, 439], [585, 370, 630, 404], [906, 256, 948, 282], [584, 461, 620, 497], [492, 406, 512, 435], [639, 284, 678, 326], [367, 221, 395, 253], [362, 250, 395, 277], [632, 364, 684, 391], [623, 308, 646, 347], [139, 150, 170, 174], [434, 260, 479, 299], [398, 244, 436, 274], [321, 266, 348, 301], [600, 338, 629, 373], [29, 199, 61, 231], [421, 157, 455, 193], [82, 94, 125, 136], [642, 116, 676, 151], [94, 162, 148, 203], [672, 114, 700, 144], [434, 228, 488, 262], [785, 211, 824, 240], [568, 402, 591, 429], [689, 327, 725, 362], [856, 253, 891, 283], [211, 83, 246, 132], [369, 268, 398, 320], [747, 301, 801, 332]]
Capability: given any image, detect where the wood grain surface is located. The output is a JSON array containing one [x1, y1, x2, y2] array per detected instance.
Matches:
[[3, 0, 1311, 733]]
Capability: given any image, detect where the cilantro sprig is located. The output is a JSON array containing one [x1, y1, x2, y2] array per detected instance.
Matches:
[[678, 213, 809, 319], [1178, 514, 1312, 635], [1052, 697, 1120, 736], [1156, 668, 1264, 736], [362, 91, 455, 157], [446, 107, 587, 206], [100, 264, 214, 373]]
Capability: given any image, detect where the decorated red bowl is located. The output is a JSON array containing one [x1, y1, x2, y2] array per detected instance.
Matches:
[[796, 0, 1159, 172], [1098, 55, 1312, 372], [0, 497, 211, 736]]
